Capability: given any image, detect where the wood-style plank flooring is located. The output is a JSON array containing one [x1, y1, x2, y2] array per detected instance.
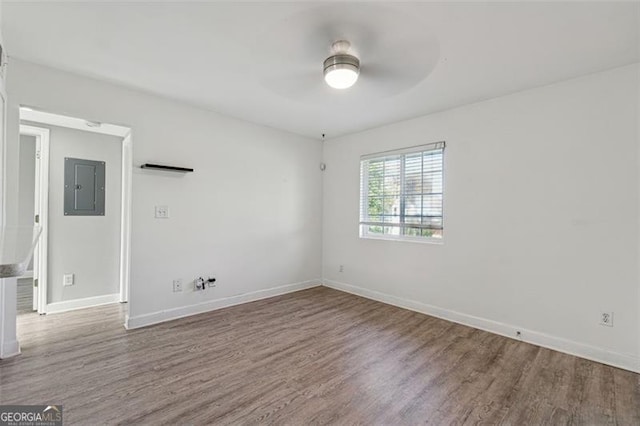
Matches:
[[1, 287, 638, 425]]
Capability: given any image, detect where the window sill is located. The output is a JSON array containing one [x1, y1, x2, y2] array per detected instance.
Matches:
[[359, 234, 444, 245]]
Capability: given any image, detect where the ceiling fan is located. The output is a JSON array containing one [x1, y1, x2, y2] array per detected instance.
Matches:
[[256, 4, 439, 101]]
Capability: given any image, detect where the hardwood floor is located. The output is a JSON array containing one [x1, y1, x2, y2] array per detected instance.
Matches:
[[1, 286, 638, 425]]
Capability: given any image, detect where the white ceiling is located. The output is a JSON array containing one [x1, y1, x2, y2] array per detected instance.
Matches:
[[3, 1, 639, 139]]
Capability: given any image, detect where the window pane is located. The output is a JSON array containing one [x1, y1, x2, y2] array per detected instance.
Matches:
[[367, 196, 383, 217], [383, 157, 401, 196], [423, 194, 443, 216], [422, 216, 443, 229], [384, 156, 401, 173], [383, 175, 400, 196], [423, 171, 443, 194], [404, 153, 422, 195], [424, 229, 443, 238], [423, 151, 443, 173], [384, 226, 400, 236], [403, 195, 422, 216], [383, 197, 401, 216], [404, 216, 422, 225], [367, 225, 383, 234], [384, 215, 401, 224], [366, 215, 383, 224], [403, 227, 423, 237], [367, 161, 384, 196]]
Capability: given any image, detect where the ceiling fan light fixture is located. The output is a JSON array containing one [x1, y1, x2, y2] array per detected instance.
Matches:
[[323, 53, 360, 89]]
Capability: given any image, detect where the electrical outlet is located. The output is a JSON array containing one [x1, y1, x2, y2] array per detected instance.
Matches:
[[173, 279, 183, 292], [339, 265, 344, 273], [194, 277, 204, 291], [206, 275, 217, 288], [63, 273, 74, 287], [600, 311, 613, 327], [195, 275, 216, 291], [155, 205, 170, 219]]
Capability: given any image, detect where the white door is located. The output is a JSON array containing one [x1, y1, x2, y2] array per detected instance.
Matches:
[[32, 138, 41, 311], [22, 124, 50, 315]]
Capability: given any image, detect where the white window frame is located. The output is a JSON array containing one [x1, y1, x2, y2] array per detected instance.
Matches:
[[359, 141, 445, 244]]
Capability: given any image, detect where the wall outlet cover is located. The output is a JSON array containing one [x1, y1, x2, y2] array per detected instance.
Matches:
[[155, 205, 170, 219], [173, 279, 183, 292], [600, 311, 614, 327]]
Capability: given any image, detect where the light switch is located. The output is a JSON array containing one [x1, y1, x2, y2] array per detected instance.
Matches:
[[155, 205, 169, 219], [63, 273, 74, 287]]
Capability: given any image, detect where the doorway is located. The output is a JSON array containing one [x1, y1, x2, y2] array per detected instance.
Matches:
[[18, 108, 132, 322], [16, 125, 48, 314]]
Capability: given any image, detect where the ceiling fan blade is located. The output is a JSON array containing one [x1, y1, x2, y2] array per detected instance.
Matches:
[[261, 71, 324, 99]]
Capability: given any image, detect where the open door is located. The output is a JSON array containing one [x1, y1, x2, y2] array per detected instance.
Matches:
[[22, 124, 49, 315], [32, 137, 40, 312]]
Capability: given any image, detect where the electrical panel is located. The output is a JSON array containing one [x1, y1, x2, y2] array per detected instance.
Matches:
[[64, 157, 106, 216]]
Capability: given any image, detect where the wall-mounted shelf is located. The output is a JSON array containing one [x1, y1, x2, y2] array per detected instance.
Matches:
[[140, 163, 194, 173]]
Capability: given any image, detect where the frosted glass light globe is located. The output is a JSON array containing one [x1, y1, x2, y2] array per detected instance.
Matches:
[[324, 66, 359, 89]]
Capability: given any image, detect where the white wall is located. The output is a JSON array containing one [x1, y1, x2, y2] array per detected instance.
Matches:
[[21, 123, 122, 304], [323, 64, 640, 372], [5, 59, 323, 326]]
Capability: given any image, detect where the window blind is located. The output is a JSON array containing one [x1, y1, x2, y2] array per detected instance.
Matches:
[[359, 142, 445, 240]]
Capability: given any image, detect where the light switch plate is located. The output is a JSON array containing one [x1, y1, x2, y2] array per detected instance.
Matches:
[[155, 205, 169, 219], [63, 273, 74, 287]]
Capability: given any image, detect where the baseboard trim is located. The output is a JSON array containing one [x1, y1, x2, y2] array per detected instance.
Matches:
[[126, 279, 322, 330], [46, 293, 120, 314], [0, 339, 21, 359], [323, 279, 639, 373]]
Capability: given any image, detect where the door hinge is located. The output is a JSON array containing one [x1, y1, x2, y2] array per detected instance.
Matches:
[[35, 214, 40, 223], [34, 278, 38, 288], [36, 150, 41, 160]]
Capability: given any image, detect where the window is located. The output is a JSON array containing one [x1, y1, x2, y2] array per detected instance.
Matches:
[[359, 142, 445, 242]]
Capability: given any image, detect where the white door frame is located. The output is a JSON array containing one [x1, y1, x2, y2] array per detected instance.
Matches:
[[119, 132, 132, 304], [20, 124, 49, 314], [19, 122, 133, 315]]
